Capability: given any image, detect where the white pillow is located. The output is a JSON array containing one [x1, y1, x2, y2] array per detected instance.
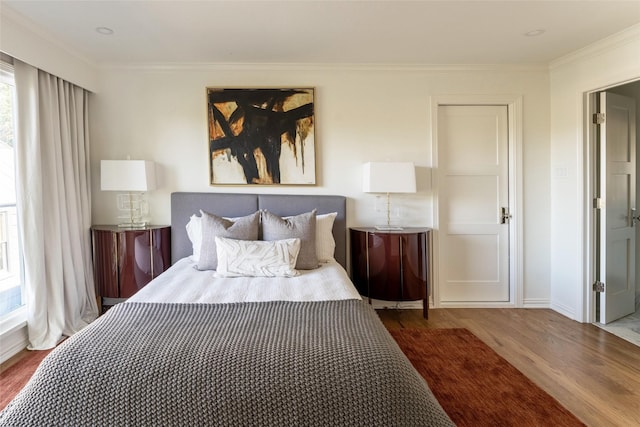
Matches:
[[186, 214, 202, 262], [214, 236, 301, 278], [316, 212, 337, 262]]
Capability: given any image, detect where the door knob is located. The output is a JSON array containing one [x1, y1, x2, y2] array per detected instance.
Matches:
[[631, 208, 640, 227], [500, 207, 512, 224]]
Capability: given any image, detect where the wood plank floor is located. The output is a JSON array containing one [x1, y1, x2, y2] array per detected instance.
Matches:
[[378, 308, 640, 427]]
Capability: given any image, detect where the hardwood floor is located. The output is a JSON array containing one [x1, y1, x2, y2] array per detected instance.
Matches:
[[3, 308, 639, 426], [378, 308, 640, 427]]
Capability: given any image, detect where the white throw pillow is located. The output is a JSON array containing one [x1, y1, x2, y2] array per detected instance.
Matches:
[[316, 212, 337, 262], [214, 236, 301, 278], [186, 214, 202, 262]]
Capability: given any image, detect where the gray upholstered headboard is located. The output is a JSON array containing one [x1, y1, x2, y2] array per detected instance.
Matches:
[[170, 192, 347, 268]]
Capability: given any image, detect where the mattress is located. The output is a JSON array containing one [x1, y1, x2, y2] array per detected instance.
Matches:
[[128, 257, 362, 304]]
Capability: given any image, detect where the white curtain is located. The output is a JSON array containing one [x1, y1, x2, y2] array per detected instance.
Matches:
[[13, 60, 98, 350]]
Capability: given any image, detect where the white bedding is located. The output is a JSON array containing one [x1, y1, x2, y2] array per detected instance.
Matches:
[[127, 257, 362, 304]]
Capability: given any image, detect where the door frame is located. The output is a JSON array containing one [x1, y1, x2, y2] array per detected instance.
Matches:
[[585, 91, 601, 323], [430, 94, 524, 308]]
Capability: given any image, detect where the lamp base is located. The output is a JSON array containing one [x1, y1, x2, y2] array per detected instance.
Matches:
[[374, 193, 404, 231], [116, 192, 150, 229]]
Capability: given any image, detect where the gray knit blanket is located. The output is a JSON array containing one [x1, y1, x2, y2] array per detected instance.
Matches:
[[0, 300, 454, 427]]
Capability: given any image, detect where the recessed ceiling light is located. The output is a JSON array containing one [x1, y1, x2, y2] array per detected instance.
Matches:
[[524, 29, 545, 37], [96, 27, 114, 35]]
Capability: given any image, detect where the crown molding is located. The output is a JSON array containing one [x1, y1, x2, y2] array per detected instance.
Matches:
[[550, 23, 640, 70], [97, 61, 549, 73]]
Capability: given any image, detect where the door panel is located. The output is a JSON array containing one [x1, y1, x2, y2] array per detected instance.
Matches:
[[447, 176, 498, 223], [447, 234, 499, 281], [599, 92, 636, 324], [368, 233, 403, 301], [400, 233, 428, 301], [443, 116, 502, 170], [438, 105, 509, 302]]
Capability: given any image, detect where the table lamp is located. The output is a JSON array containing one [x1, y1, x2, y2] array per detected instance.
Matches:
[[101, 160, 156, 228], [363, 162, 416, 230]]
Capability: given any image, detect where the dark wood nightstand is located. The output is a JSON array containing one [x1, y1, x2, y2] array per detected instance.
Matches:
[[91, 225, 171, 312], [350, 227, 430, 319]]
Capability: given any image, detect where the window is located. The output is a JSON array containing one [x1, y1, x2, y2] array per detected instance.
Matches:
[[0, 60, 23, 319]]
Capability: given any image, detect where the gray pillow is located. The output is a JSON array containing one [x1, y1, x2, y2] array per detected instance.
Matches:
[[261, 209, 318, 270], [196, 210, 260, 270]]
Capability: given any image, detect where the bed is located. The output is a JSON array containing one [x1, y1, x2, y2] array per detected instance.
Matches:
[[0, 193, 454, 427]]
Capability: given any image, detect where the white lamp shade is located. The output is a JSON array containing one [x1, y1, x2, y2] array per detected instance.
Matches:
[[101, 160, 157, 192], [363, 162, 416, 193]]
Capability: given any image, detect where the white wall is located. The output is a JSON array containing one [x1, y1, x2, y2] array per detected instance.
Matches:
[[549, 25, 640, 321], [90, 64, 551, 306]]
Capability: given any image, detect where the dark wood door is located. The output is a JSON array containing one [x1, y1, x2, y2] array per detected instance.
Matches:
[[118, 229, 153, 298], [367, 233, 403, 301], [400, 233, 427, 301], [92, 229, 119, 298]]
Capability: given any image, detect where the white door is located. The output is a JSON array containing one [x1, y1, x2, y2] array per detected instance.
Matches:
[[437, 105, 510, 302], [598, 92, 636, 324]]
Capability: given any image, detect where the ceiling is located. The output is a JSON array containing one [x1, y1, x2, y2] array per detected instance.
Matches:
[[3, 0, 640, 67]]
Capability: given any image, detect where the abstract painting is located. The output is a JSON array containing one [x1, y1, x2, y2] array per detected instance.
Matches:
[[207, 88, 315, 185]]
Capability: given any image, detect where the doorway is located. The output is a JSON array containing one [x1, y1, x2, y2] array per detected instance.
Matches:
[[588, 79, 640, 332], [431, 95, 523, 308]]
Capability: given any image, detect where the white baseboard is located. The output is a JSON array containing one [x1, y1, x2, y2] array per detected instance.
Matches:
[[438, 301, 516, 308], [370, 298, 551, 310], [1, 323, 28, 364], [549, 301, 577, 321], [522, 298, 551, 308]]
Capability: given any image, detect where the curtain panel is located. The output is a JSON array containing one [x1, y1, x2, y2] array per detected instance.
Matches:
[[14, 60, 98, 350]]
